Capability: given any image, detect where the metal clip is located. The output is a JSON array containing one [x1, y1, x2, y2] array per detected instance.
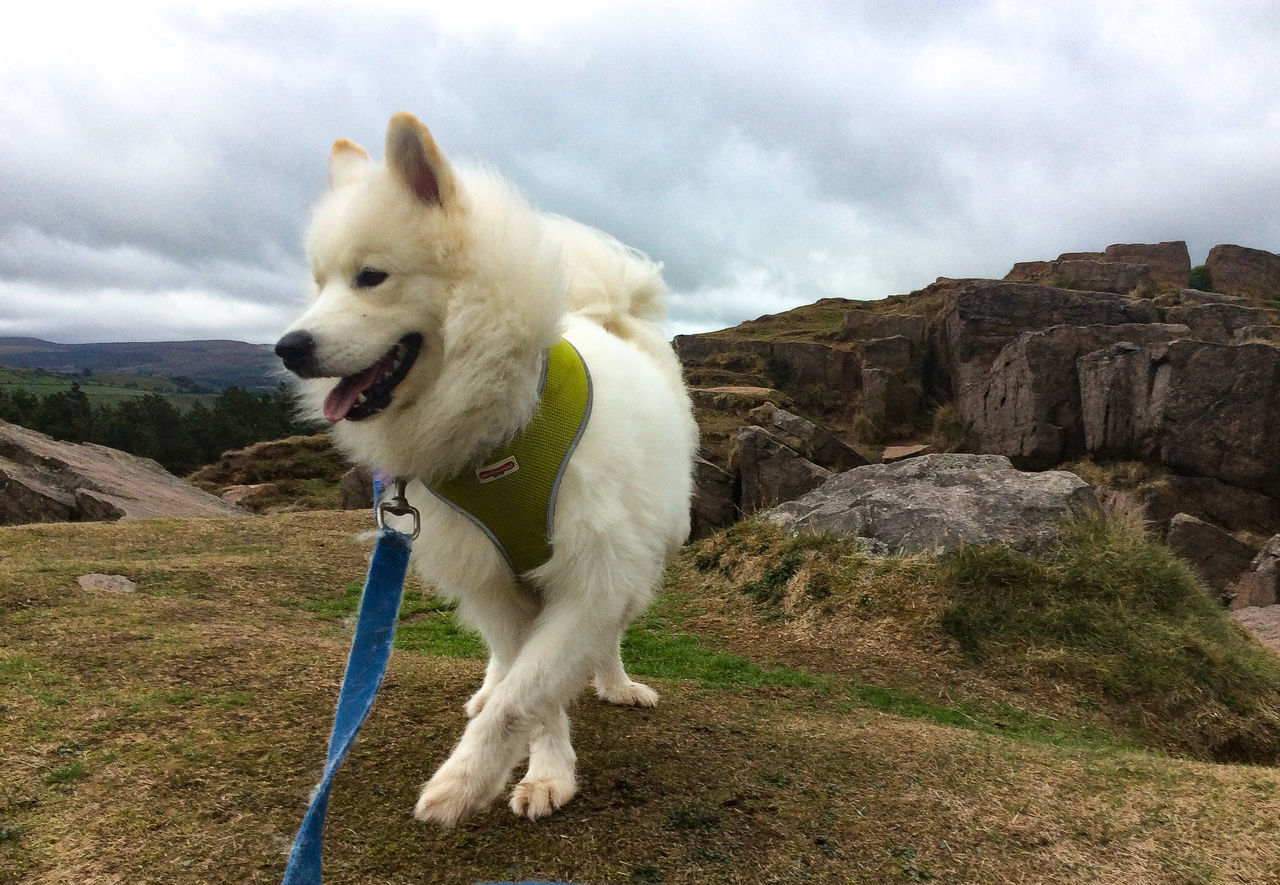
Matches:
[[375, 477, 421, 540]]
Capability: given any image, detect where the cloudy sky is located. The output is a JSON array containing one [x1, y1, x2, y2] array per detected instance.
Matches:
[[2, 0, 1278, 344]]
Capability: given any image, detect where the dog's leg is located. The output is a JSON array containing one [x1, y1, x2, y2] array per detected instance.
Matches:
[[509, 704, 576, 820], [455, 580, 538, 718], [415, 578, 641, 827], [593, 631, 659, 707]]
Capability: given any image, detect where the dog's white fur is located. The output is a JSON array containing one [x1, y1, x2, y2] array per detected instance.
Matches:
[[282, 113, 698, 826]]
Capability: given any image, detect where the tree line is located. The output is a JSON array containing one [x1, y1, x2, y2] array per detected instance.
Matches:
[[0, 383, 322, 476]]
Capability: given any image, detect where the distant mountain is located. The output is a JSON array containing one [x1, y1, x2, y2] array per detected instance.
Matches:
[[0, 337, 281, 391]]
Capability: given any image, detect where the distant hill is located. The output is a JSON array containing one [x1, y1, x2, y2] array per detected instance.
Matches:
[[0, 337, 280, 390]]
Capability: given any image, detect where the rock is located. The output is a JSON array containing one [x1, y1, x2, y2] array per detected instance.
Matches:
[[1103, 241, 1191, 291], [1205, 244, 1280, 300], [1175, 287, 1246, 306], [861, 367, 921, 434], [674, 335, 861, 389], [937, 279, 1161, 402], [77, 574, 138, 594], [690, 456, 736, 540], [221, 483, 272, 506], [840, 311, 926, 345], [860, 335, 917, 373], [0, 421, 247, 525], [1233, 535, 1280, 610], [966, 323, 1189, 469], [0, 467, 75, 523], [690, 387, 776, 411], [1162, 303, 1272, 343], [733, 426, 832, 514], [1230, 605, 1280, 652], [1166, 476, 1280, 535], [340, 465, 375, 511], [761, 453, 1097, 553], [1234, 325, 1280, 344], [1079, 340, 1280, 498], [881, 443, 932, 463], [74, 488, 127, 521], [1165, 513, 1256, 597], [744, 403, 866, 472], [1006, 259, 1152, 294]]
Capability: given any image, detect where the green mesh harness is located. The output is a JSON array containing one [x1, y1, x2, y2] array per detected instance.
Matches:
[[425, 338, 592, 575]]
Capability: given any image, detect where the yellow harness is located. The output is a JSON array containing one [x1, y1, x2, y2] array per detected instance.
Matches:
[[426, 338, 592, 574]]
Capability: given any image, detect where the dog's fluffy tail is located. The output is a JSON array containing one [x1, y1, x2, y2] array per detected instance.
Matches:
[[543, 214, 684, 387]]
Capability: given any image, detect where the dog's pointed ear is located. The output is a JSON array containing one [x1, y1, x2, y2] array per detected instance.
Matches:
[[385, 112, 456, 208], [329, 139, 370, 189]]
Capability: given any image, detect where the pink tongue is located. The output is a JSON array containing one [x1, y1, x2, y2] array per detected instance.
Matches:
[[323, 363, 383, 423]]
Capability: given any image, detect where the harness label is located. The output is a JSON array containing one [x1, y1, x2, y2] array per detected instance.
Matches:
[[476, 456, 520, 483]]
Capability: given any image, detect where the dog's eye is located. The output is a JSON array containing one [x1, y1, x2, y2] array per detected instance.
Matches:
[[355, 268, 389, 288]]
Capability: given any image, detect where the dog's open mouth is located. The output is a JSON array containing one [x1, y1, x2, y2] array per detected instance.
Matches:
[[323, 334, 422, 423]]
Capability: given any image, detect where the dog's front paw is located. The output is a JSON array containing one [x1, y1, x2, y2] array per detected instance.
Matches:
[[413, 759, 503, 828], [596, 679, 659, 708], [509, 776, 576, 820]]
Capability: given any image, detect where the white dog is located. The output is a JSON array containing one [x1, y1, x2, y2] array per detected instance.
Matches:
[[276, 112, 698, 826]]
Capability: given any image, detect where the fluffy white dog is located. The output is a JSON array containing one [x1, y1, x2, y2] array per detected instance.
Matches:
[[276, 112, 698, 826]]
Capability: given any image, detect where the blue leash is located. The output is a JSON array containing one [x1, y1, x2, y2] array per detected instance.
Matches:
[[280, 479, 571, 885], [282, 477, 417, 885]]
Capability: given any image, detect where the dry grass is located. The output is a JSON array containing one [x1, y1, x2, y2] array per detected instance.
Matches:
[[5, 512, 1280, 883]]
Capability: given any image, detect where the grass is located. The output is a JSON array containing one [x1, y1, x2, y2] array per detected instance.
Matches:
[[5, 511, 1280, 883], [942, 513, 1280, 761], [0, 366, 210, 409]]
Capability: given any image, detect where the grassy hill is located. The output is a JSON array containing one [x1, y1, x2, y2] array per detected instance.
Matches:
[[0, 366, 213, 410], [5, 510, 1280, 884], [0, 337, 279, 392]]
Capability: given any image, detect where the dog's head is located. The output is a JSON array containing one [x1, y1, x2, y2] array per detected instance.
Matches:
[[277, 112, 464, 425]]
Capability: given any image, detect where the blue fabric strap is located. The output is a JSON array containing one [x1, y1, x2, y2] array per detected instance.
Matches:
[[282, 527, 412, 884]]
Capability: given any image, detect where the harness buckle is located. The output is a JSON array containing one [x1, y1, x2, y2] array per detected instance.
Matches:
[[376, 478, 421, 540]]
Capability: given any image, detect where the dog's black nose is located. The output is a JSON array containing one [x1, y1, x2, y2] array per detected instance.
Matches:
[[275, 330, 318, 376]]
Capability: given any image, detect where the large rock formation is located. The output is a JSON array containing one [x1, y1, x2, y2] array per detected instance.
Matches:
[[1206, 244, 1280, 301], [1005, 241, 1190, 294], [1079, 340, 1280, 498], [936, 279, 1161, 401], [675, 239, 1280, 570], [967, 323, 1188, 469], [762, 453, 1097, 554], [0, 421, 247, 524]]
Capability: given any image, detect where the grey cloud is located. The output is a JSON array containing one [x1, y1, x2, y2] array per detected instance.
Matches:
[[1, 1, 1278, 345]]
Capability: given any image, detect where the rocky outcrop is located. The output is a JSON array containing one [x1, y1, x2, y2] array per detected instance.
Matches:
[[1205, 244, 1280, 301], [1005, 241, 1190, 294], [745, 403, 866, 473], [674, 239, 1280, 550], [937, 279, 1161, 400], [690, 456, 736, 540], [1165, 513, 1257, 598], [1234, 535, 1280, 609], [966, 323, 1189, 469], [762, 453, 1097, 554], [1006, 259, 1152, 295], [1162, 303, 1273, 343], [1103, 242, 1192, 291], [1079, 341, 1280, 498], [673, 335, 861, 390], [0, 421, 247, 524], [733, 426, 832, 513]]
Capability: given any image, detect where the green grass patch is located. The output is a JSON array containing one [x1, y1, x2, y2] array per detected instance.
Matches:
[[295, 581, 486, 658], [942, 512, 1280, 762], [44, 761, 90, 785]]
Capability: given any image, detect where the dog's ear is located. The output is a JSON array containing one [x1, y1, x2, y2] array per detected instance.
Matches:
[[329, 139, 370, 189], [385, 112, 456, 208]]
